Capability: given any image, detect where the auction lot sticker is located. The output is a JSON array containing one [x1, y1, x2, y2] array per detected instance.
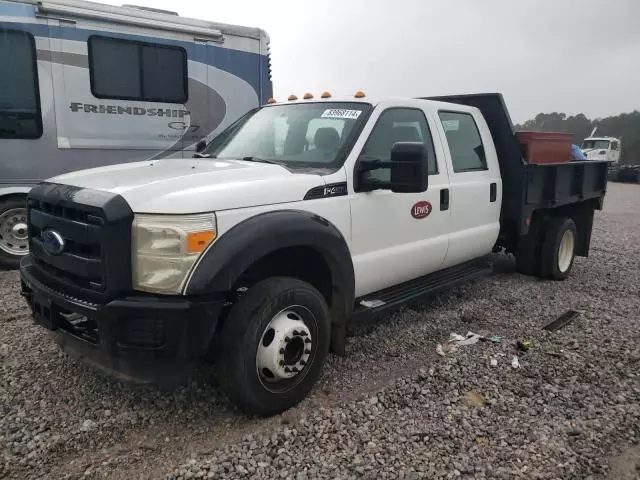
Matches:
[[321, 109, 362, 120]]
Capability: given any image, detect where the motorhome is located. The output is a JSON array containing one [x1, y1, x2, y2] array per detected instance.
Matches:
[[0, 0, 272, 266]]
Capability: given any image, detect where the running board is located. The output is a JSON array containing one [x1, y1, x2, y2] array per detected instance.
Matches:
[[351, 256, 492, 321]]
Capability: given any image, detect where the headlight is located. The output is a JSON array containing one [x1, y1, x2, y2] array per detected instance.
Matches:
[[132, 213, 217, 294]]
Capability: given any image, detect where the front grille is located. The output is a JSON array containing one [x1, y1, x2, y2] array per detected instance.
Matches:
[[26, 183, 134, 303], [29, 198, 106, 291]]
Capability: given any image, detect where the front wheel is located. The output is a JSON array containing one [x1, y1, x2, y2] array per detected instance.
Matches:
[[541, 217, 577, 280], [215, 277, 331, 416]]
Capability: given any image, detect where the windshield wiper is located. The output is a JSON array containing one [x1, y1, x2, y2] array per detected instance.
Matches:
[[241, 156, 287, 166]]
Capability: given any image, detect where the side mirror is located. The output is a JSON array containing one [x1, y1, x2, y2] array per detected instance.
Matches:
[[389, 142, 428, 193], [355, 141, 428, 193]]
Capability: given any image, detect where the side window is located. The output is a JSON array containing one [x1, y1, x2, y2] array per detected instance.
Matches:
[[438, 111, 487, 173], [88, 36, 187, 103], [611, 141, 619, 151], [0, 29, 42, 139], [361, 108, 438, 182]]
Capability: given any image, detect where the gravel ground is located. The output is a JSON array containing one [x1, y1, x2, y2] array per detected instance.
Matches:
[[1, 182, 639, 480]]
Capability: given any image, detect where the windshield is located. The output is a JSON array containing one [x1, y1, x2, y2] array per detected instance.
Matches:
[[582, 140, 610, 150], [204, 102, 371, 168]]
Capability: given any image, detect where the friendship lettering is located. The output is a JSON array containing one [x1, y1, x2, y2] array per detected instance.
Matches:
[[69, 102, 190, 118]]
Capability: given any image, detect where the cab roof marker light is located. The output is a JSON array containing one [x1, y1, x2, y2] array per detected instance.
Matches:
[[321, 91, 332, 98], [266, 97, 277, 104], [355, 90, 366, 98], [303, 93, 313, 100], [288, 94, 298, 101]]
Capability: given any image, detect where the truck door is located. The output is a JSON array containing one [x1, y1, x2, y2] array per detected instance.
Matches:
[[435, 110, 501, 269], [349, 106, 451, 297], [610, 140, 621, 164]]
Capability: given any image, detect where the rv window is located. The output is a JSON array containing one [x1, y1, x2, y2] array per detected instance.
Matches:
[[0, 29, 42, 139], [89, 36, 187, 103]]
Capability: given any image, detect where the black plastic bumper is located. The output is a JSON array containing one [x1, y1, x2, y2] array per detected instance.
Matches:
[[20, 256, 225, 385]]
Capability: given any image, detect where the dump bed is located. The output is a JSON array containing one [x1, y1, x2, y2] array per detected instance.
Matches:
[[423, 93, 609, 243]]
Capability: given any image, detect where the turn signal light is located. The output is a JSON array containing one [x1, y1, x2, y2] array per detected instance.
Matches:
[[187, 231, 216, 254]]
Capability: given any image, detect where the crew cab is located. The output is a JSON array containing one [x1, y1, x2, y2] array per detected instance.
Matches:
[[19, 92, 609, 415]]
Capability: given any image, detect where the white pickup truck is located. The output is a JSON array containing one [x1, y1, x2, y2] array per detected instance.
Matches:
[[20, 93, 609, 415]]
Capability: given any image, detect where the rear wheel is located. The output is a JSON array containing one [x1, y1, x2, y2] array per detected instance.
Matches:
[[0, 196, 29, 269], [215, 277, 331, 416], [540, 217, 577, 280]]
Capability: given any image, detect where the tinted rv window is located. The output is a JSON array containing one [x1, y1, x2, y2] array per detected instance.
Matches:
[[89, 36, 187, 103], [0, 29, 42, 139]]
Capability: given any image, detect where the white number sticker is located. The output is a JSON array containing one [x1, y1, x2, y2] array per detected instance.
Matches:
[[321, 109, 362, 120], [442, 120, 460, 132]]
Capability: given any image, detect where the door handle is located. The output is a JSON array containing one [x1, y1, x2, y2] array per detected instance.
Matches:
[[440, 188, 449, 211], [490, 183, 497, 202]]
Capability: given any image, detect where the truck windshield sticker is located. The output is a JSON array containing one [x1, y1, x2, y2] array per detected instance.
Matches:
[[321, 109, 362, 120], [441, 120, 460, 131]]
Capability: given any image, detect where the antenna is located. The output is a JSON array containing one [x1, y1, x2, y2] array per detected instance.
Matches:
[[589, 127, 597, 137]]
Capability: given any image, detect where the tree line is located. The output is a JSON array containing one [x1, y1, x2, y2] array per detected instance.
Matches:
[[514, 110, 640, 165]]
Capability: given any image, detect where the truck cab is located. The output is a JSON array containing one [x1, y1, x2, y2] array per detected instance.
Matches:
[[20, 92, 608, 416], [581, 136, 622, 164]]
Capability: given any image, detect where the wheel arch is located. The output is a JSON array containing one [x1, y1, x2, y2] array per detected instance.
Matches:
[[185, 210, 355, 353]]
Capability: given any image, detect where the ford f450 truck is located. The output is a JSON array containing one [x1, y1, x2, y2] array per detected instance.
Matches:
[[20, 92, 609, 415]]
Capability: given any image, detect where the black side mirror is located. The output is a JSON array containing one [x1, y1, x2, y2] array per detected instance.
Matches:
[[355, 141, 428, 193], [195, 139, 206, 153], [389, 142, 428, 193]]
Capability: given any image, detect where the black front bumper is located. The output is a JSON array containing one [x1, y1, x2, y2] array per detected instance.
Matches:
[[20, 256, 225, 385]]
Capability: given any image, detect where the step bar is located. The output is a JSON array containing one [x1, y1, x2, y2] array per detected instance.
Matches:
[[351, 256, 493, 321]]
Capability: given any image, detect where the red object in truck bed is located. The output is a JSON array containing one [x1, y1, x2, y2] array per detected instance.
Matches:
[[516, 131, 573, 164]]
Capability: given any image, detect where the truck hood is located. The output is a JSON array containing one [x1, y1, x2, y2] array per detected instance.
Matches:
[[49, 159, 325, 214]]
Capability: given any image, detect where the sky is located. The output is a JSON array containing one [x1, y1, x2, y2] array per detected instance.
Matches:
[[102, 0, 640, 123]]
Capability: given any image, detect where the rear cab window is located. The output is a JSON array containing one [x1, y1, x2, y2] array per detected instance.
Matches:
[[0, 28, 42, 139], [438, 111, 487, 172]]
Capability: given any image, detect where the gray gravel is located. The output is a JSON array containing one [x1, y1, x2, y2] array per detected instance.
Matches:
[[1, 182, 639, 479]]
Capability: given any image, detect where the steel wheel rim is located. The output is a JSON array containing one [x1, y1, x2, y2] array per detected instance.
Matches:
[[256, 305, 317, 394], [557, 229, 575, 273], [0, 208, 29, 256]]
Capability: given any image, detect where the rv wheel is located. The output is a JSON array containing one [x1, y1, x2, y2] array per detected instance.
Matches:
[[0, 196, 29, 269]]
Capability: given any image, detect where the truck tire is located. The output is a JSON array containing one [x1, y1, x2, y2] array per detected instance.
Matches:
[[0, 196, 29, 269], [215, 277, 331, 416], [540, 217, 577, 280]]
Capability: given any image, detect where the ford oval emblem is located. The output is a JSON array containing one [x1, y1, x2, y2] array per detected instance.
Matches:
[[41, 229, 65, 255], [411, 201, 432, 219]]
